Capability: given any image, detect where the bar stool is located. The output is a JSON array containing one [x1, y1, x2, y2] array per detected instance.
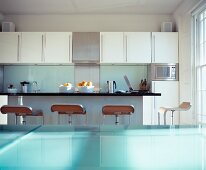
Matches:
[[51, 104, 86, 125], [158, 102, 191, 125], [102, 105, 134, 125], [0, 105, 44, 125]]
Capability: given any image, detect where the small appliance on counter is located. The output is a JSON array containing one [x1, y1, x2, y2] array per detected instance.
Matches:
[[20, 81, 30, 93], [7, 84, 17, 93], [107, 81, 117, 93]]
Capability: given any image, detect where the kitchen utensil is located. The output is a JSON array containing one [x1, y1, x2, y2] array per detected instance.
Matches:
[[20, 81, 30, 93], [107, 81, 117, 93]]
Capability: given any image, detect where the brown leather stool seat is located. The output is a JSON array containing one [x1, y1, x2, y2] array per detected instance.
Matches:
[[102, 105, 134, 125], [0, 105, 44, 125], [51, 104, 86, 125]]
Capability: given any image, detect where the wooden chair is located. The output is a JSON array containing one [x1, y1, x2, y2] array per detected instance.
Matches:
[[0, 105, 44, 125], [102, 105, 134, 125], [158, 102, 191, 125], [51, 104, 86, 125]]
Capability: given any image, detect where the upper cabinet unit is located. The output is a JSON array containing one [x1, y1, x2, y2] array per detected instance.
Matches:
[[100, 32, 125, 63], [0, 33, 20, 63], [44, 32, 72, 63], [125, 32, 151, 63], [20, 32, 44, 63], [152, 32, 178, 63], [72, 32, 100, 63]]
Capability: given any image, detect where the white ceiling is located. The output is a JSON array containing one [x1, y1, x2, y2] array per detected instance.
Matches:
[[0, 0, 184, 15]]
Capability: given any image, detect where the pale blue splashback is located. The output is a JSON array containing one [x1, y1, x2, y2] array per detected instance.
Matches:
[[100, 65, 147, 92], [4, 66, 74, 92], [3, 65, 147, 92]]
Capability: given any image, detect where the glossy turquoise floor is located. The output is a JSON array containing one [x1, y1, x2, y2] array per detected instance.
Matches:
[[0, 125, 206, 170]]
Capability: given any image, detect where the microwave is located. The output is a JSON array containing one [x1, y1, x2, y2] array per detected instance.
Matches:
[[148, 63, 179, 81]]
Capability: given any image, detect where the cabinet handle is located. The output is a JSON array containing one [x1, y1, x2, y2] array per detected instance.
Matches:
[[17, 34, 20, 62], [69, 34, 71, 62], [125, 35, 127, 62], [100, 34, 103, 62], [41, 35, 44, 62], [42, 34, 45, 62], [153, 35, 155, 63]]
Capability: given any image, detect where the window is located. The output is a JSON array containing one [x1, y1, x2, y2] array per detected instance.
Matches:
[[195, 7, 206, 123]]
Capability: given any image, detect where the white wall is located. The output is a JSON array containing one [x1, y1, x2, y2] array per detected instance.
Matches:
[[3, 14, 174, 32], [173, 0, 201, 124]]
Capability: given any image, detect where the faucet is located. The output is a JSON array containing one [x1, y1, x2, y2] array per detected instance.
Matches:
[[32, 81, 40, 93]]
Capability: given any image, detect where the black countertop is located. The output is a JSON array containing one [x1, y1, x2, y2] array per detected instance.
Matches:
[[0, 92, 161, 96]]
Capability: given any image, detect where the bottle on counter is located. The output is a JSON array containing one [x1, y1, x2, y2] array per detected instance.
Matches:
[[139, 78, 148, 90]]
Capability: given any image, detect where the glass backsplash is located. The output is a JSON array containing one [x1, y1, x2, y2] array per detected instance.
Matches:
[[3, 65, 147, 92]]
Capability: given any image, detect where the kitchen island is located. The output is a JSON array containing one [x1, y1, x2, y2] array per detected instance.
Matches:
[[0, 92, 161, 125]]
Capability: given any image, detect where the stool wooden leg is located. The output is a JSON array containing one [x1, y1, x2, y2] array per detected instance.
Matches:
[[58, 114, 60, 124]]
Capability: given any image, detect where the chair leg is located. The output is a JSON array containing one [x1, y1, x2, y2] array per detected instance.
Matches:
[[68, 114, 72, 125], [158, 112, 160, 125], [164, 112, 167, 125], [42, 116, 44, 125], [22, 115, 26, 125], [171, 110, 174, 125], [129, 115, 131, 125], [58, 114, 60, 124], [15, 115, 18, 125], [85, 114, 87, 125], [115, 115, 119, 125], [102, 115, 105, 125]]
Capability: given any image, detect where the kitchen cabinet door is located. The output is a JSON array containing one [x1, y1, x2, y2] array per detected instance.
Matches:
[[100, 32, 125, 63], [44, 32, 72, 63], [152, 81, 179, 125], [20, 32, 44, 63], [125, 32, 151, 63], [0, 33, 20, 63], [0, 95, 8, 124], [152, 32, 178, 63]]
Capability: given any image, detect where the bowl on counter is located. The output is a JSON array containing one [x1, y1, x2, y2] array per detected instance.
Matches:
[[7, 88, 17, 93], [59, 85, 75, 93], [77, 86, 94, 93]]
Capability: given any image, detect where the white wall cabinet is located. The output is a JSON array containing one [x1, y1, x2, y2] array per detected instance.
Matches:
[[100, 32, 125, 63], [44, 32, 72, 63], [0, 33, 20, 63], [152, 32, 178, 63], [20, 32, 44, 63], [125, 32, 151, 63]]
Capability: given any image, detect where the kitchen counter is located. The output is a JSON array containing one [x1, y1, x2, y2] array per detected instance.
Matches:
[[0, 92, 161, 96], [1, 92, 161, 126]]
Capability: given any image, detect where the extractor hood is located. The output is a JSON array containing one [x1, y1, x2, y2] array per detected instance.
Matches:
[[72, 32, 100, 63]]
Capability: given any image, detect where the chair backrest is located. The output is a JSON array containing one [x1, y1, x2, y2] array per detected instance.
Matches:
[[179, 102, 191, 111], [102, 105, 134, 115], [0, 105, 33, 116], [51, 104, 86, 114]]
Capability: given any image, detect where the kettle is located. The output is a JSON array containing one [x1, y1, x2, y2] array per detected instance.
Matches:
[[20, 81, 30, 93], [107, 81, 117, 93]]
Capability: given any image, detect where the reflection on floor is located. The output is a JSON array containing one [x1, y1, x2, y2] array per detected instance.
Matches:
[[0, 125, 206, 169]]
